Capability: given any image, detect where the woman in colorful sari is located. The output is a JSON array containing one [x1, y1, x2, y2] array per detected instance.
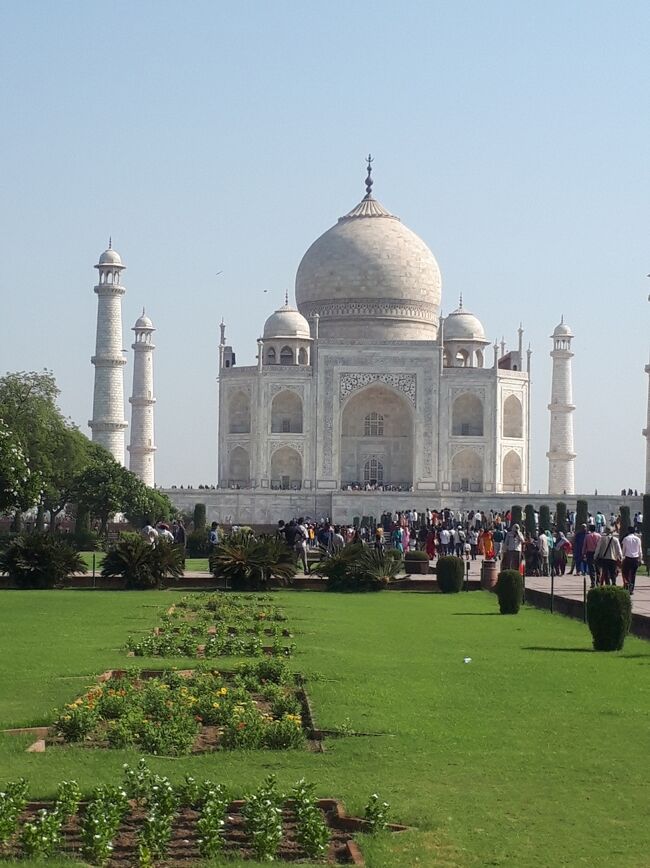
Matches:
[[482, 529, 495, 560], [425, 528, 437, 561]]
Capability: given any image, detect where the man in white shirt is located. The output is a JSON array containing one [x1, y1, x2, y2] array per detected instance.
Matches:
[[594, 528, 623, 586], [621, 526, 642, 594], [439, 527, 451, 556]]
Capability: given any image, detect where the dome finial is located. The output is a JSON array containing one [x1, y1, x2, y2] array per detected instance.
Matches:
[[284, 289, 289, 306], [142, 306, 146, 316], [108, 236, 112, 249], [458, 292, 463, 310], [364, 154, 374, 199]]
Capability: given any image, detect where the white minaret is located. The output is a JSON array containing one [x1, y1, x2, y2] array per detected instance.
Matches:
[[89, 241, 128, 463], [643, 354, 650, 494], [127, 310, 156, 487], [547, 316, 576, 495]]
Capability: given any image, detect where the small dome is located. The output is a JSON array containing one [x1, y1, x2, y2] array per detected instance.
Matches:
[[134, 309, 154, 330], [552, 318, 572, 337], [443, 302, 488, 342], [263, 304, 311, 340], [98, 247, 123, 266]]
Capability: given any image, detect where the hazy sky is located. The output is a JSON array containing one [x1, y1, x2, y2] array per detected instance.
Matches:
[[1, 1, 648, 494]]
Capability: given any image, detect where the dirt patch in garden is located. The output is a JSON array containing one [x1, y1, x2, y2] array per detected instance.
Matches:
[[1, 800, 407, 866]]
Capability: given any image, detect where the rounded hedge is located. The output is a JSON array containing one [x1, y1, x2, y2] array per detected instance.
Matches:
[[404, 550, 429, 561], [495, 569, 523, 614], [437, 555, 465, 593], [587, 586, 632, 651]]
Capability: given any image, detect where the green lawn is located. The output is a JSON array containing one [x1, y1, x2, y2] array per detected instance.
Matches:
[[1, 590, 650, 866]]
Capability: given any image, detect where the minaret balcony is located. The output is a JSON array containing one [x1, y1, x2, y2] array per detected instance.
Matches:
[[91, 355, 127, 367], [88, 420, 128, 432]]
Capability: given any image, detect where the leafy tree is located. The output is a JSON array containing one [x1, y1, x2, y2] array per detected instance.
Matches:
[[41, 424, 90, 533], [0, 418, 37, 513], [0, 371, 62, 511]]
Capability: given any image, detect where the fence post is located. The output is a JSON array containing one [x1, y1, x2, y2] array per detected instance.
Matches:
[[583, 574, 587, 623], [550, 572, 554, 613], [92, 552, 96, 589]]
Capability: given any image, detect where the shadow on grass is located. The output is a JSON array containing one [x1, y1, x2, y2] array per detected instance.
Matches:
[[452, 612, 501, 616], [522, 645, 593, 653]]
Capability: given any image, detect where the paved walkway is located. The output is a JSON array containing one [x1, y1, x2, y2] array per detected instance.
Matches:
[[526, 573, 650, 617]]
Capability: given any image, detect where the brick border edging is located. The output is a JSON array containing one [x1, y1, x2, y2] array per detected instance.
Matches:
[[523, 586, 650, 641]]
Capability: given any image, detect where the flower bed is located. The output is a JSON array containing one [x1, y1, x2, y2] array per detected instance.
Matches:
[[125, 592, 295, 659], [0, 765, 405, 866], [51, 660, 315, 756]]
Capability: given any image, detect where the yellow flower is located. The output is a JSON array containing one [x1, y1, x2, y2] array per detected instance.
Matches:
[[212, 702, 220, 709], [218, 687, 228, 696]]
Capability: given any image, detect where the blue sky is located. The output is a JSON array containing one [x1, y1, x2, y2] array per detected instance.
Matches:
[[0, 0, 648, 493]]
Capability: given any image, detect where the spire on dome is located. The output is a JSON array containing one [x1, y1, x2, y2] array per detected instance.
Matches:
[[458, 292, 463, 310], [284, 289, 289, 306], [108, 236, 112, 249], [364, 154, 374, 199]]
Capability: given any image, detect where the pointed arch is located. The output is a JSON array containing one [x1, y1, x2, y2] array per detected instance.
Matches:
[[271, 390, 303, 433], [451, 448, 483, 492], [228, 446, 250, 486], [270, 446, 302, 489], [228, 391, 251, 433], [452, 393, 483, 436], [503, 395, 523, 438], [502, 450, 522, 492]]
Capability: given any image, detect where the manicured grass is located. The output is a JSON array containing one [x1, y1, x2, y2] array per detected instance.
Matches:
[[78, 551, 209, 573], [184, 556, 209, 571], [1, 590, 650, 866]]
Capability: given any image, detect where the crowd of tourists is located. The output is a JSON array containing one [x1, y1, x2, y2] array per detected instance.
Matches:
[[272, 507, 645, 593]]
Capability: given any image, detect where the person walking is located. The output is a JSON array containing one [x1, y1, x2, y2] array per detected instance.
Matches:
[[537, 531, 549, 577], [582, 524, 601, 589], [503, 524, 524, 570], [621, 525, 642, 594], [594, 527, 622, 586]]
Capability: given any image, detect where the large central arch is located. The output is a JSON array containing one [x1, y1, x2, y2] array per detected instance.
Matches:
[[340, 384, 414, 488]]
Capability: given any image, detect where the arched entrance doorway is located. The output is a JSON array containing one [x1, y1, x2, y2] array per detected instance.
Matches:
[[340, 385, 413, 489]]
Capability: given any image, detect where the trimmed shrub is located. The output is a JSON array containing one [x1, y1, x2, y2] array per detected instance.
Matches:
[[186, 529, 209, 557], [586, 586, 631, 651], [539, 505, 551, 534], [404, 550, 429, 561], [642, 494, 650, 572], [436, 556, 464, 593], [576, 499, 589, 530], [495, 569, 523, 614], [193, 503, 207, 532], [0, 533, 86, 588], [555, 502, 568, 533], [510, 505, 523, 528], [524, 504, 536, 535], [619, 505, 631, 541]]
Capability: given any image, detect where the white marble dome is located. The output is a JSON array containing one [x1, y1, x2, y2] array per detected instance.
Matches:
[[98, 247, 123, 266], [134, 310, 154, 330], [263, 304, 311, 339], [295, 192, 442, 341], [444, 302, 488, 343], [552, 318, 573, 337]]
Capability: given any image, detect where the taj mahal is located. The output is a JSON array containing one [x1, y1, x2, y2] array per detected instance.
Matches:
[[89, 159, 636, 524]]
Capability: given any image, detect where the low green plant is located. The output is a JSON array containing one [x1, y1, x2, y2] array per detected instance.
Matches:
[[496, 569, 523, 614], [436, 555, 465, 593], [404, 549, 429, 561], [0, 533, 86, 588], [102, 534, 184, 589], [210, 533, 297, 590], [264, 713, 306, 749], [0, 778, 28, 843], [80, 784, 129, 866], [55, 779, 81, 821], [292, 779, 329, 858], [20, 808, 63, 859], [197, 783, 229, 859], [587, 586, 632, 651], [364, 792, 390, 832], [243, 777, 284, 861]]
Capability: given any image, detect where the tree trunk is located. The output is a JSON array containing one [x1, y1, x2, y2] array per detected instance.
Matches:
[[36, 503, 46, 532]]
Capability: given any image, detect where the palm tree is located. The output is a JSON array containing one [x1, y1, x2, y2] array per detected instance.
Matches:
[[102, 534, 184, 589], [209, 533, 297, 590]]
